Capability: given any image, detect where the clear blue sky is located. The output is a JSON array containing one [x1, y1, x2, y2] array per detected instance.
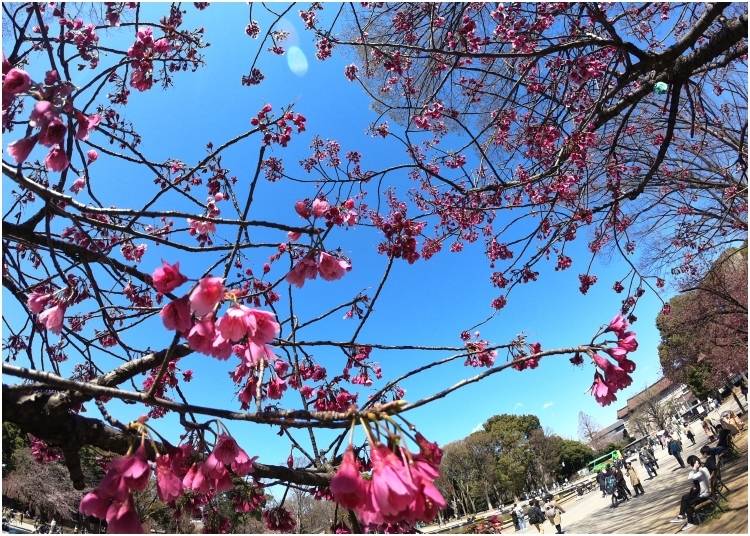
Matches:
[[3, 3, 672, 475]]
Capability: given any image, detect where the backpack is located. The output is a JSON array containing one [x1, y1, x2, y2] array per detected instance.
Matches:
[[529, 507, 544, 525], [604, 475, 616, 495]]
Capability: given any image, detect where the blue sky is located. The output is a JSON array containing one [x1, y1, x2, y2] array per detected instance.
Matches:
[[3, 3, 673, 476]]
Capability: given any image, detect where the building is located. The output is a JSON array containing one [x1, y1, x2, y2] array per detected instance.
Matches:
[[616, 377, 696, 436], [591, 419, 628, 447]]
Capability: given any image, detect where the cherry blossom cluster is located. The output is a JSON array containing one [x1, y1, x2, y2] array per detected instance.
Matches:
[[262, 506, 296, 532], [460, 331, 497, 368], [59, 16, 100, 68], [27, 278, 88, 335], [4, 65, 100, 172], [286, 249, 351, 288], [511, 342, 543, 371], [294, 196, 359, 228], [370, 195, 426, 264], [127, 28, 171, 92], [250, 103, 306, 147], [80, 445, 151, 532], [30, 436, 63, 464], [588, 314, 639, 406], [80, 431, 256, 532], [330, 431, 445, 531]]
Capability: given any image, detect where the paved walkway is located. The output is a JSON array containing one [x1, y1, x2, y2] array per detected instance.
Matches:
[[514, 398, 748, 534]]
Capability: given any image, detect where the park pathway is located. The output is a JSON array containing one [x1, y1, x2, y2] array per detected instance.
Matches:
[[514, 397, 748, 534]]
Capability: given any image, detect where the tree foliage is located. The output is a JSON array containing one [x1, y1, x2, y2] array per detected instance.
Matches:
[[436, 413, 593, 515], [658, 246, 748, 394]]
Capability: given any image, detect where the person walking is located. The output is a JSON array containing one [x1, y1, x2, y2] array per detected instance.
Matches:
[[685, 426, 695, 445], [613, 465, 632, 499], [646, 442, 659, 469], [639, 447, 657, 478], [516, 503, 528, 530], [511, 504, 520, 531], [543, 496, 565, 534], [596, 470, 607, 497], [527, 499, 546, 533], [625, 462, 645, 496], [667, 435, 685, 468]]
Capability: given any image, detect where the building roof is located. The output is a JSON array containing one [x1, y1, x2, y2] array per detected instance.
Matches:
[[617, 377, 678, 419], [593, 419, 625, 440]]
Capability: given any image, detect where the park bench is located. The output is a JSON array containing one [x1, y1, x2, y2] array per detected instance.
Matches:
[[692, 469, 727, 525]]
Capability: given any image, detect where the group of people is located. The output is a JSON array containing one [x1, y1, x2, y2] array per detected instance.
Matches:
[[526, 496, 566, 534], [597, 459, 647, 507], [701, 410, 744, 442], [667, 408, 744, 531]]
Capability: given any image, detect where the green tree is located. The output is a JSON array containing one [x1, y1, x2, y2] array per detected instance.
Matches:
[[2, 422, 28, 471], [558, 440, 595, 480]]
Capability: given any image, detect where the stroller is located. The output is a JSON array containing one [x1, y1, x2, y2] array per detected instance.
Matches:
[[605, 475, 627, 507]]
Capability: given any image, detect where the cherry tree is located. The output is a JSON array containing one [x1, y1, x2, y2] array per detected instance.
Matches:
[[2, 2, 746, 533]]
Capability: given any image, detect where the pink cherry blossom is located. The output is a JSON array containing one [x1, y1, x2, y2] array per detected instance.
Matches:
[[187, 316, 216, 354], [79, 446, 151, 533], [330, 447, 367, 509], [286, 255, 318, 287], [211, 434, 255, 475], [295, 200, 312, 218], [44, 144, 69, 172], [152, 261, 188, 294], [210, 333, 233, 360], [243, 340, 276, 366], [590, 372, 617, 406], [87, 149, 98, 163], [267, 376, 287, 399], [415, 433, 443, 465], [160, 297, 192, 333], [155, 454, 183, 503], [38, 304, 66, 334], [39, 116, 66, 147], [408, 458, 446, 522], [606, 313, 629, 336], [262, 506, 296, 532], [618, 332, 638, 352], [26, 290, 51, 314], [216, 305, 254, 342], [182, 462, 211, 494], [189, 276, 224, 316], [29, 101, 56, 128], [104, 497, 143, 533], [70, 176, 86, 194], [3, 67, 31, 94], [7, 135, 38, 164], [591, 353, 632, 391], [311, 197, 330, 217], [369, 444, 418, 517], [75, 112, 101, 141], [247, 309, 279, 344], [318, 251, 351, 281]]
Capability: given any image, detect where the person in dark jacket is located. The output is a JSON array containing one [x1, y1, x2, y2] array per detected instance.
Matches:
[[527, 499, 545, 533], [700, 445, 723, 475], [613, 466, 632, 499], [667, 435, 685, 468], [597, 470, 607, 497], [638, 447, 657, 478], [684, 423, 696, 445]]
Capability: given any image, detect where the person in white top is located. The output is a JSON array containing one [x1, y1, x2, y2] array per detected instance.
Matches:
[[669, 455, 712, 530]]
